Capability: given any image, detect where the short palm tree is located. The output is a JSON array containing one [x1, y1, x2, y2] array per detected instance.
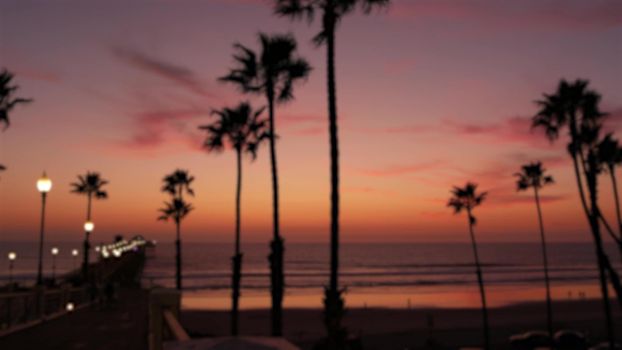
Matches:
[[70, 172, 108, 281], [199, 102, 268, 336], [158, 197, 194, 290], [274, 1, 390, 344], [1, 69, 32, 173], [533, 80, 621, 347], [448, 182, 490, 350], [161, 169, 195, 290], [220, 32, 311, 336], [515, 162, 555, 337], [598, 134, 622, 262]]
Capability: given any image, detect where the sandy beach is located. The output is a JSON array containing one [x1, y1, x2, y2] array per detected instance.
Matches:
[[181, 299, 621, 349]]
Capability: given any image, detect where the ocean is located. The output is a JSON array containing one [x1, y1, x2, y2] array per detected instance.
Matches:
[[1, 242, 620, 310]]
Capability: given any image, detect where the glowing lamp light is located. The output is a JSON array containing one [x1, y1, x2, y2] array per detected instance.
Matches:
[[36, 172, 52, 193], [51, 247, 59, 255], [95, 246, 101, 252], [112, 249, 122, 258], [8, 252, 16, 261], [66, 302, 74, 312], [72, 249, 79, 257], [84, 221, 94, 233]]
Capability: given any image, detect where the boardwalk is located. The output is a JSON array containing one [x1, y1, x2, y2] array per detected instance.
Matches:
[[0, 287, 149, 350], [0, 238, 150, 349]]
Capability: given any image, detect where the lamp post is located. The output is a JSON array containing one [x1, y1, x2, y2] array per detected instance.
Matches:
[[51, 247, 59, 282], [83, 220, 94, 282], [72, 249, 79, 269], [8, 252, 16, 284], [36, 172, 52, 285]]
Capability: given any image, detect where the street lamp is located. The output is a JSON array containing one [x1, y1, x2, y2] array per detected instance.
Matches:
[[51, 247, 59, 282], [72, 249, 79, 269], [8, 252, 16, 285], [36, 172, 52, 285], [83, 220, 94, 282]]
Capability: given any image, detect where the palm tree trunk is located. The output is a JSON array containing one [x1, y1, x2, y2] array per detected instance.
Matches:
[[585, 155, 616, 349], [467, 209, 490, 350], [534, 187, 553, 337], [267, 89, 285, 337], [231, 148, 243, 336], [83, 193, 92, 282], [323, 10, 346, 349], [175, 219, 182, 290], [609, 167, 622, 265]]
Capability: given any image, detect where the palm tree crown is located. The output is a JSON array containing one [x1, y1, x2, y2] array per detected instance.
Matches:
[[158, 198, 193, 224], [598, 133, 622, 171], [274, 0, 390, 45], [200, 102, 269, 157], [162, 169, 195, 198], [70, 172, 109, 199], [515, 162, 554, 192], [1, 69, 32, 130], [447, 182, 487, 224], [220, 33, 311, 102], [532, 79, 607, 146]]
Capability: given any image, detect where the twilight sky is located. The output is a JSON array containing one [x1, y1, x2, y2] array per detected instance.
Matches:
[[1, 0, 621, 243]]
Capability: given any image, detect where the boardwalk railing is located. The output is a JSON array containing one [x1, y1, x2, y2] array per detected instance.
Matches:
[[0, 285, 90, 336]]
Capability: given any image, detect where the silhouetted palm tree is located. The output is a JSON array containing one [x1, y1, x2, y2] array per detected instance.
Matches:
[[199, 102, 269, 336], [0, 69, 32, 173], [161, 169, 195, 290], [70, 172, 108, 281], [158, 197, 193, 289], [274, 1, 390, 344], [533, 79, 620, 348], [220, 32, 311, 336], [598, 134, 622, 263], [448, 182, 490, 350], [515, 162, 555, 337]]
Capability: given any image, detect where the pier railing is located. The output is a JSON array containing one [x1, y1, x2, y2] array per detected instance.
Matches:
[[0, 285, 90, 336]]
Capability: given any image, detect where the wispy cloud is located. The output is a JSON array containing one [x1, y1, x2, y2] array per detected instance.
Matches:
[[111, 46, 215, 98], [120, 108, 206, 152], [443, 116, 553, 147]]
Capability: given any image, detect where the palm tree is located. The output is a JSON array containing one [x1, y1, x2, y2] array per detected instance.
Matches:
[[158, 197, 193, 290], [1, 69, 32, 173], [447, 182, 490, 350], [598, 134, 622, 263], [161, 169, 195, 290], [70, 171, 108, 281], [515, 161, 555, 337], [532, 79, 620, 348], [274, 1, 390, 344], [199, 102, 269, 336], [220, 32, 311, 336]]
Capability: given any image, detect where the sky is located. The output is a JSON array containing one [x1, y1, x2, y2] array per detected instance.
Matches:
[[1, 0, 621, 244]]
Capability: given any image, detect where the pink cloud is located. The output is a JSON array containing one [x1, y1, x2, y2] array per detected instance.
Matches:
[[12, 67, 61, 83], [120, 109, 206, 151], [443, 116, 554, 147], [111, 46, 216, 98], [359, 161, 445, 177], [383, 58, 417, 75]]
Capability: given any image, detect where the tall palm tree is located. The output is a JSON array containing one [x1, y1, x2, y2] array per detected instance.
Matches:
[[274, 1, 390, 344], [220, 32, 311, 336], [515, 161, 555, 337], [161, 169, 195, 290], [0, 69, 32, 173], [598, 134, 622, 263], [70, 171, 108, 281], [447, 182, 490, 350], [199, 102, 268, 336], [532, 79, 620, 348], [158, 197, 193, 290]]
